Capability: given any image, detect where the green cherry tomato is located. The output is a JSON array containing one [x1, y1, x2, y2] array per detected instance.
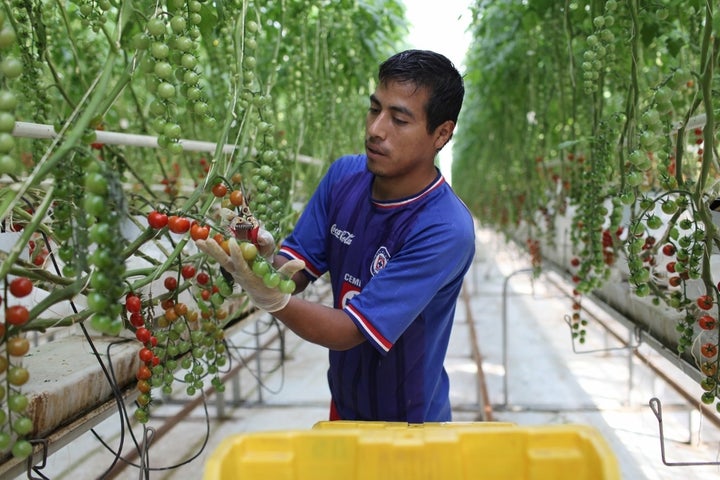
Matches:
[[0, 154, 17, 174], [0, 56, 22, 78], [157, 82, 176, 99], [84, 194, 107, 216], [89, 222, 112, 244], [87, 292, 110, 313], [170, 15, 187, 34], [154, 61, 173, 79], [0, 111, 15, 132], [85, 172, 108, 195], [279, 279, 296, 294], [240, 242, 258, 262], [0, 132, 15, 153], [11, 440, 32, 459], [90, 271, 112, 290], [0, 27, 16, 49], [13, 417, 33, 435], [0, 432, 10, 450], [263, 272, 280, 288], [90, 314, 112, 333], [252, 259, 270, 277], [134, 407, 150, 423], [150, 42, 170, 59], [0, 90, 17, 111], [7, 366, 29, 386], [181, 53, 197, 69], [147, 18, 166, 37]]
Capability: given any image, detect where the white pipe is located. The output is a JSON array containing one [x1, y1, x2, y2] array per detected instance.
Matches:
[[11, 121, 322, 165]]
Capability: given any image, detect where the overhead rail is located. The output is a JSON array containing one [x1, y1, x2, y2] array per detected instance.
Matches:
[[11, 121, 324, 166]]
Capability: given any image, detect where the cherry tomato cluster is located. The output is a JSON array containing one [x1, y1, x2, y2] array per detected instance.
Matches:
[[140, 1, 215, 156], [147, 209, 212, 241], [0, 9, 20, 177], [241, 242, 296, 294], [84, 159, 127, 336], [0, 275, 34, 459], [206, 175, 295, 295], [130, 258, 233, 423]]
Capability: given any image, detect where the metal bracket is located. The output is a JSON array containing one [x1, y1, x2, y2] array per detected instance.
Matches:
[[501, 267, 536, 408], [649, 397, 720, 466], [26, 438, 49, 480], [564, 314, 643, 354]]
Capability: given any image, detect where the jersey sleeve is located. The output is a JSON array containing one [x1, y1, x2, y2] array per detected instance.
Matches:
[[344, 212, 475, 354], [278, 155, 364, 280]]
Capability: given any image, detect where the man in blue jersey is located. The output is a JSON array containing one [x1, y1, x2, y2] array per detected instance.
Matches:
[[197, 50, 475, 423]]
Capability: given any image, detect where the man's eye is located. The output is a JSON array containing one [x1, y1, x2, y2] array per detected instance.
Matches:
[[393, 118, 408, 125]]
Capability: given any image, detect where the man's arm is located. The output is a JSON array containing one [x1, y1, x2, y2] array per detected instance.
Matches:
[[272, 254, 365, 350], [272, 295, 366, 351]]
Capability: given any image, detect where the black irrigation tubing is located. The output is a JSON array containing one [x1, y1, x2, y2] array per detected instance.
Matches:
[[21, 224, 139, 478], [102, 315, 284, 479]]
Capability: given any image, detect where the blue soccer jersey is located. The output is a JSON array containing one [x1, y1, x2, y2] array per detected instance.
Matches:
[[278, 154, 475, 422]]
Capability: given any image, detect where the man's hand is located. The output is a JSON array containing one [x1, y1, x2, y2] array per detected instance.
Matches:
[[195, 238, 305, 312]]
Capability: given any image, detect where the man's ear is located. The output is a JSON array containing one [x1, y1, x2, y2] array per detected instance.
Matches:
[[433, 120, 456, 151]]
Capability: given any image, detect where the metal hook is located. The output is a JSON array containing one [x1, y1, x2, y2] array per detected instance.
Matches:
[[564, 314, 642, 354], [138, 426, 156, 479], [26, 438, 50, 480], [649, 397, 720, 466]]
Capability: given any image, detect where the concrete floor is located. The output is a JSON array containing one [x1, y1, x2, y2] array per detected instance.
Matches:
[[15, 228, 720, 479]]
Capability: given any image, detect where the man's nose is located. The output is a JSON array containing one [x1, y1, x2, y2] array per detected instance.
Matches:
[[366, 113, 386, 140]]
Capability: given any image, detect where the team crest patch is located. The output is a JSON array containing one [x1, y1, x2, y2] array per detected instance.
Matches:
[[370, 246, 390, 276]]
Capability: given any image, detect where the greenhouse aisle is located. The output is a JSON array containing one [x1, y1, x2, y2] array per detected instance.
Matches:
[[24, 228, 720, 480]]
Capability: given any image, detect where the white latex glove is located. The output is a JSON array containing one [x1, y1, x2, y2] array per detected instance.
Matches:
[[221, 208, 275, 258], [195, 238, 305, 312]]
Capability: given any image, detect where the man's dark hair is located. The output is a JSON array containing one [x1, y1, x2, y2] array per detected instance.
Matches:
[[378, 49, 464, 134]]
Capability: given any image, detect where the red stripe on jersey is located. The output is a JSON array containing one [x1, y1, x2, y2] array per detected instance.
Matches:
[[346, 303, 392, 352], [278, 246, 322, 278]]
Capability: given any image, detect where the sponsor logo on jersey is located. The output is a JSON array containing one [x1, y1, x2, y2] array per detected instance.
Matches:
[[330, 223, 355, 245], [370, 246, 390, 276]]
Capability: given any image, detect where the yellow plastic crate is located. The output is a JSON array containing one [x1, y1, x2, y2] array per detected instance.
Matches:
[[203, 422, 620, 480]]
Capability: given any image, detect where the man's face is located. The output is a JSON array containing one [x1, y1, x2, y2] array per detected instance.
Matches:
[[365, 80, 445, 180]]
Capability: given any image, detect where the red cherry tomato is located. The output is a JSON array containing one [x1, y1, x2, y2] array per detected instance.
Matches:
[[190, 223, 210, 240], [138, 347, 154, 363], [699, 315, 717, 331], [5, 305, 29, 326], [125, 295, 142, 314], [164, 277, 178, 290], [211, 183, 228, 197], [698, 295, 714, 311], [168, 215, 191, 234], [196, 272, 210, 285], [701, 342, 718, 358], [129, 312, 145, 328], [135, 327, 151, 344], [229, 189, 244, 206], [147, 210, 168, 229], [9, 278, 33, 298], [136, 364, 152, 381], [181, 264, 196, 279]]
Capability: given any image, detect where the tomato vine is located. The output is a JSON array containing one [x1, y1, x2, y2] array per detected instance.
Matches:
[[454, 1, 719, 410], [0, 0, 408, 460]]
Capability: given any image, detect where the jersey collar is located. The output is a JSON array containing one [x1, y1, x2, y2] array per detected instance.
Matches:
[[371, 171, 445, 209]]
